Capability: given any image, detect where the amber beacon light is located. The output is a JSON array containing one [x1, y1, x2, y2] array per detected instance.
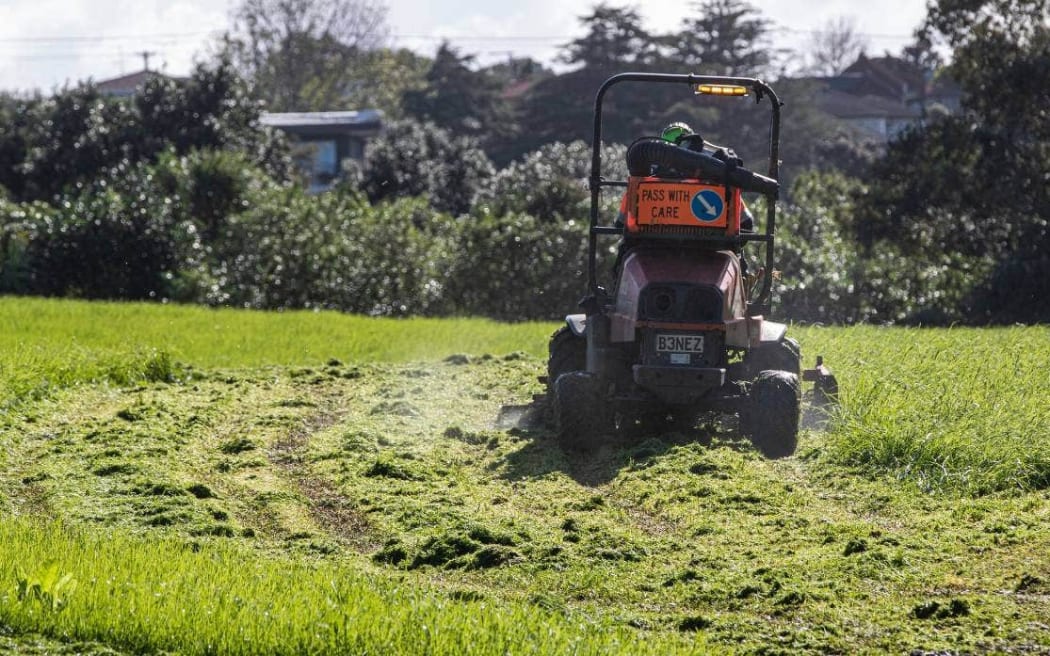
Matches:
[[694, 84, 749, 96]]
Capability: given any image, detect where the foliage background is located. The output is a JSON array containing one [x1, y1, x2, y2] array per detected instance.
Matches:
[[0, 0, 1046, 325]]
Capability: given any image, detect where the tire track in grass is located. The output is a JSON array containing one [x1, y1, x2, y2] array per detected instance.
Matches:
[[267, 406, 380, 552], [5, 351, 1048, 652]]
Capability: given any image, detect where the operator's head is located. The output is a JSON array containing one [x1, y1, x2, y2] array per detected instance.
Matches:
[[661, 122, 705, 151], [661, 122, 693, 143]]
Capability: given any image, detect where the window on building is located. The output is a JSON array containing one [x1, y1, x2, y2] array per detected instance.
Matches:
[[291, 139, 339, 191]]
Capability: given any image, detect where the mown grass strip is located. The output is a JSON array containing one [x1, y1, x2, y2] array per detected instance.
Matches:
[[0, 520, 696, 655]]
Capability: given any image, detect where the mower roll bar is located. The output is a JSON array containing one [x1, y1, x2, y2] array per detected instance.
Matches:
[[588, 72, 782, 313]]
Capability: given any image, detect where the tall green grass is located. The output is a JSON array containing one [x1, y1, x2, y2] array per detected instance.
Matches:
[[0, 520, 679, 655], [0, 296, 554, 408], [0, 343, 176, 410], [797, 325, 1050, 494]]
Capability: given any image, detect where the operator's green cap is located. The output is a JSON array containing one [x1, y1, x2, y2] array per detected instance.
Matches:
[[661, 121, 693, 143]]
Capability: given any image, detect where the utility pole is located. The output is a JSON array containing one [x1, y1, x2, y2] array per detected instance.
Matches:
[[137, 50, 157, 72]]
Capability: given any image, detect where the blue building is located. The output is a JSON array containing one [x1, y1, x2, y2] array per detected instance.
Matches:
[[260, 110, 383, 191]]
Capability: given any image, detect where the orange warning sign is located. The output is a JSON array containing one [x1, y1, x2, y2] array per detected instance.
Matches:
[[626, 178, 741, 235]]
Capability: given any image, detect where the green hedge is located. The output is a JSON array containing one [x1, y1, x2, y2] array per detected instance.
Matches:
[[0, 141, 1035, 325], [0, 148, 599, 320]]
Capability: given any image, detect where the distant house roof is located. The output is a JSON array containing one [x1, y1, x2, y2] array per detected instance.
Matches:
[[798, 54, 963, 139], [840, 55, 925, 102], [501, 78, 537, 100], [818, 89, 922, 120], [259, 110, 383, 137], [96, 70, 181, 97], [838, 55, 962, 111]]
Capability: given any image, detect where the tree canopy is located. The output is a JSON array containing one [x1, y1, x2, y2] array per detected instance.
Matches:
[[228, 0, 389, 111], [665, 0, 777, 76], [803, 16, 870, 76], [5, 0, 1048, 323], [854, 0, 1050, 322], [0, 59, 284, 204], [402, 43, 514, 148], [560, 4, 658, 69]]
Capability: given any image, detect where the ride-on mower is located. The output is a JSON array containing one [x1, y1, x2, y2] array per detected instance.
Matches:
[[546, 73, 837, 457]]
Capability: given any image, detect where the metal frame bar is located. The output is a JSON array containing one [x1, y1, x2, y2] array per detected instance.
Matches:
[[587, 73, 782, 310]]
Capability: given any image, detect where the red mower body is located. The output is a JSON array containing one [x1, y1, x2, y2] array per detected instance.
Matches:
[[546, 72, 837, 457]]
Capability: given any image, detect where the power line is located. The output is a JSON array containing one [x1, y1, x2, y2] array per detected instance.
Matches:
[[0, 26, 916, 46], [1, 53, 130, 61], [391, 27, 915, 43], [0, 26, 917, 65], [0, 30, 219, 44], [392, 34, 570, 42], [0, 44, 200, 60], [772, 26, 916, 41]]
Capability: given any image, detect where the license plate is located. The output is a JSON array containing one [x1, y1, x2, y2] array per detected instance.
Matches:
[[656, 334, 704, 353]]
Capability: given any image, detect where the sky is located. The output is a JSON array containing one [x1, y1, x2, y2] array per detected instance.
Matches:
[[0, 0, 930, 93]]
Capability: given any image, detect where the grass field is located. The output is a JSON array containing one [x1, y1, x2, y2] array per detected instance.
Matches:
[[0, 296, 551, 409], [1, 297, 1048, 654]]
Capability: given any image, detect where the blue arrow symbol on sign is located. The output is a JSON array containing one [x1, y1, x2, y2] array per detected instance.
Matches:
[[691, 190, 724, 222]]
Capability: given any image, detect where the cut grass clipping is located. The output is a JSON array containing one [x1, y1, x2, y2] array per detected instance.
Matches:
[[2, 298, 1047, 495], [1, 298, 1048, 654]]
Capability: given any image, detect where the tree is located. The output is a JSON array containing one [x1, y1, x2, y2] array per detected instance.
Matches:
[[475, 140, 627, 222], [878, 0, 1050, 252], [804, 16, 870, 76], [133, 58, 284, 173], [921, 0, 1049, 140], [665, 0, 777, 76], [0, 93, 33, 200], [560, 4, 658, 69], [854, 0, 1050, 322], [402, 42, 514, 146], [11, 85, 134, 202], [228, 0, 389, 111], [511, 4, 666, 159], [350, 118, 494, 216], [0, 59, 284, 204], [481, 56, 552, 88], [341, 47, 431, 119]]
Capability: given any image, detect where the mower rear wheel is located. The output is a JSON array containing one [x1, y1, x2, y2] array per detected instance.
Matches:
[[743, 338, 801, 402], [743, 337, 801, 379], [553, 372, 612, 450], [741, 370, 800, 459], [547, 326, 586, 391]]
